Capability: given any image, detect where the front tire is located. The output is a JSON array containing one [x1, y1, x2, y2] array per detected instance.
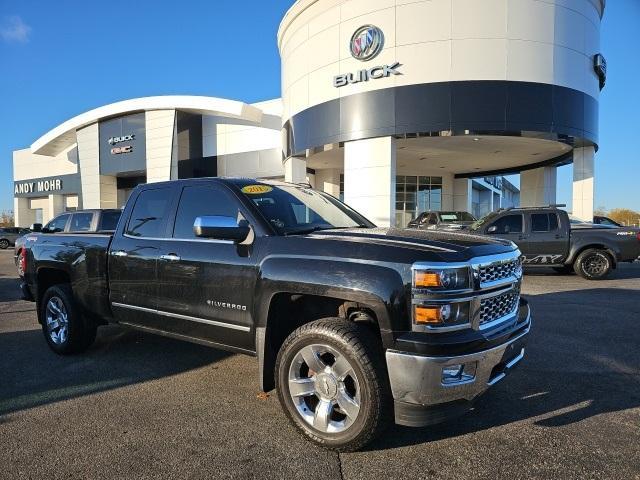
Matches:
[[275, 318, 391, 452], [0, 239, 9, 249], [574, 249, 613, 280], [40, 284, 97, 354]]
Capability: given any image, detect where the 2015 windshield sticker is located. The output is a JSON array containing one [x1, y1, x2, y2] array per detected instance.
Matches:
[[242, 185, 273, 194]]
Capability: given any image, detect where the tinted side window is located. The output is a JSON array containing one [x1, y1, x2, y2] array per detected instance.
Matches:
[[46, 214, 70, 233], [531, 214, 549, 232], [126, 188, 172, 238], [173, 185, 238, 239], [490, 215, 523, 234], [99, 211, 122, 231], [531, 213, 559, 232], [69, 213, 94, 232]]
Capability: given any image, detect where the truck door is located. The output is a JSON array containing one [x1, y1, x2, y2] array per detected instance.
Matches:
[[109, 185, 176, 328], [521, 212, 568, 265], [484, 213, 526, 249], [154, 183, 257, 352]]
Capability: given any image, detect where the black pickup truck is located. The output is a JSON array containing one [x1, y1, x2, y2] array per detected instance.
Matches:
[[468, 206, 640, 279], [21, 178, 530, 451], [14, 209, 121, 277]]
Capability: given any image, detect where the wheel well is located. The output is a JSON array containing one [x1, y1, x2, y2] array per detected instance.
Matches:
[[37, 268, 71, 304], [572, 244, 617, 268], [260, 293, 380, 392]]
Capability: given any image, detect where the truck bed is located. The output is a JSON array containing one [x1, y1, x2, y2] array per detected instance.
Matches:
[[27, 232, 114, 322]]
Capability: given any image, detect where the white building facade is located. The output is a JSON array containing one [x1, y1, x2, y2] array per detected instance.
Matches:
[[12, 0, 605, 227], [279, 0, 604, 225]]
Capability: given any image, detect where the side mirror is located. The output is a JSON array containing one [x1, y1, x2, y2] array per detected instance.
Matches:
[[193, 216, 250, 243], [31, 223, 42, 232], [487, 225, 498, 234]]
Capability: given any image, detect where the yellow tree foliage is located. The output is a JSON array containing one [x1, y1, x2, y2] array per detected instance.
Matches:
[[607, 208, 640, 226]]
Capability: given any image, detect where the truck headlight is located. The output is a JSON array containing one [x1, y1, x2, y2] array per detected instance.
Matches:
[[413, 267, 470, 290]]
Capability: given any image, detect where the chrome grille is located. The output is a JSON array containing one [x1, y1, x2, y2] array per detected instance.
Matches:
[[479, 257, 522, 285], [480, 291, 520, 326]]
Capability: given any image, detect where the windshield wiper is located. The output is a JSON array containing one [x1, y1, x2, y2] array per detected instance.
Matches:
[[284, 226, 329, 236], [284, 225, 367, 236]]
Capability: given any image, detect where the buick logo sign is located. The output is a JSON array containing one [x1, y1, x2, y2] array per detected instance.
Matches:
[[350, 25, 384, 61]]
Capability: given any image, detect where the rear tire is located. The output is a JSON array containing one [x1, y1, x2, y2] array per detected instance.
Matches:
[[40, 284, 97, 354], [0, 239, 9, 249], [275, 318, 391, 452], [16, 250, 25, 277], [574, 249, 613, 280]]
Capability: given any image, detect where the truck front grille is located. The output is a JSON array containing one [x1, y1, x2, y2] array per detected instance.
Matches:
[[480, 291, 520, 326], [479, 257, 522, 285]]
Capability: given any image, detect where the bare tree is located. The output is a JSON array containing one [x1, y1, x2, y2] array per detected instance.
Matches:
[[0, 210, 15, 227]]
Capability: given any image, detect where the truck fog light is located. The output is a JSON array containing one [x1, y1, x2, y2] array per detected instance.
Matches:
[[415, 305, 450, 325], [441, 362, 477, 385]]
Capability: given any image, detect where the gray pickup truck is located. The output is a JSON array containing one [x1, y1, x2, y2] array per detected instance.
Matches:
[[469, 206, 640, 279]]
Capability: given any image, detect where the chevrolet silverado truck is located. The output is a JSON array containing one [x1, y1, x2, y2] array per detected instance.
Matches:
[[21, 178, 530, 451], [469, 206, 640, 279], [15, 209, 121, 278]]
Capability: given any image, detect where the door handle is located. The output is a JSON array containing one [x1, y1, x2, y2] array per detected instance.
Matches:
[[160, 254, 181, 262], [112, 250, 128, 257], [555, 234, 564, 239]]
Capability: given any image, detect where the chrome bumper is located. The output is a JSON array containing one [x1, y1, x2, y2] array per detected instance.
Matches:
[[386, 313, 530, 416]]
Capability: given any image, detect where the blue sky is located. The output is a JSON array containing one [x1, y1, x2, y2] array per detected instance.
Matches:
[[1, 0, 638, 213]]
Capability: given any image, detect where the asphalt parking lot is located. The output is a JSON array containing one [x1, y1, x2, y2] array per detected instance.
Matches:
[[0, 249, 638, 480]]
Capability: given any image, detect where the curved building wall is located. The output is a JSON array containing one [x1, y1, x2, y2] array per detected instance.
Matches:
[[279, 0, 604, 159]]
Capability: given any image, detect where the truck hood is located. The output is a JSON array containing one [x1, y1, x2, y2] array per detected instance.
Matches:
[[305, 227, 516, 262]]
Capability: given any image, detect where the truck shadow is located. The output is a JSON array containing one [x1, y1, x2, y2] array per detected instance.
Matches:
[[0, 326, 231, 417], [524, 262, 640, 280], [0, 276, 24, 303], [367, 287, 640, 451]]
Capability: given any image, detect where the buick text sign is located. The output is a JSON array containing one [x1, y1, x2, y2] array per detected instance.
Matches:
[[333, 62, 401, 88]]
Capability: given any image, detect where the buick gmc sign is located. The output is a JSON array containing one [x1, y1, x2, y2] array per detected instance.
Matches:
[[98, 112, 147, 175]]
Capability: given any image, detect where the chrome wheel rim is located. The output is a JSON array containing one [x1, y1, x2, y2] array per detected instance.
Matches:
[[584, 253, 608, 276], [0, 240, 8, 249], [46, 296, 69, 345], [288, 344, 361, 434]]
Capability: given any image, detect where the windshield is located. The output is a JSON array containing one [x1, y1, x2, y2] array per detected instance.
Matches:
[[469, 212, 499, 231], [439, 211, 476, 222], [237, 182, 373, 235]]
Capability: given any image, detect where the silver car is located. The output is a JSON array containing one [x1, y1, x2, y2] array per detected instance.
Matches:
[[0, 227, 31, 250]]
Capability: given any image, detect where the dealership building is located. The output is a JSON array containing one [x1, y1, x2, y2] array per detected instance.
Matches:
[[12, 0, 605, 227]]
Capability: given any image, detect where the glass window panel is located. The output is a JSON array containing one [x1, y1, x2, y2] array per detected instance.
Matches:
[[406, 176, 418, 184], [173, 185, 237, 239], [404, 193, 416, 203], [127, 188, 172, 238], [396, 193, 405, 202], [419, 176, 430, 185], [431, 177, 443, 185], [405, 184, 417, 193], [396, 176, 405, 184]]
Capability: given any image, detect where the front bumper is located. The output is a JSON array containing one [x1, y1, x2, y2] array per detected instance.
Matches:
[[386, 305, 531, 427]]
